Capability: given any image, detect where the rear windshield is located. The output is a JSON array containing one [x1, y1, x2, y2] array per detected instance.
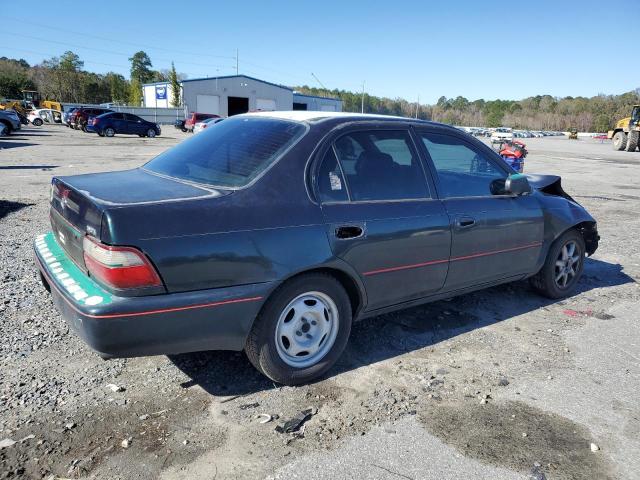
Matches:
[[145, 116, 306, 188]]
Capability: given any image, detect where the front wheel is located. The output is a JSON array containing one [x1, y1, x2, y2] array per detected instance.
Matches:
[[146, 128, 157, 138], [245, 273, 352, 385], [626, 130, 639, 152], [613, 131, 627, 150], [530, 229, 585, 299]]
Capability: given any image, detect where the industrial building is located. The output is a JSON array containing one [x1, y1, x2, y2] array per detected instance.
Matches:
[[142, 75, 342, 116]]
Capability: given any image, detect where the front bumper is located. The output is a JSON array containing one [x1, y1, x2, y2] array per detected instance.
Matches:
[[34, 232, 271, 357]]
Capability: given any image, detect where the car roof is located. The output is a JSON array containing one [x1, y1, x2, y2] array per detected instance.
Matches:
[[244, 111, 412, 123]]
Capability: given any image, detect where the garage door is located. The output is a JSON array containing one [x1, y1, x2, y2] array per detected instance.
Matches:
[[320, 105, 336, 112], [196, 95, 220, 114], [256, 98, 276, 111]]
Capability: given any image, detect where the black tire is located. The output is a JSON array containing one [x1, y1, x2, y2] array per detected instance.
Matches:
[[32, 118, 43, 127], [181, 127, 188, 132], [0, 121, 11, 135], [530, 229, 585, 299], [146, 128, 156, 138], [626, 130, 639, 152], [104, 127, 115, 137], [613, 131, 627, 150], [245, 273, 352, 385], [98, 131, 105, 137]]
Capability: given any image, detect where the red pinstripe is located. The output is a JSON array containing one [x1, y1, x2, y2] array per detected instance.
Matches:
[[363, 241, 542, 276]]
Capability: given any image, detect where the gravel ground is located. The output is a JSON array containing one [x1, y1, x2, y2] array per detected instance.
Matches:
[[0, 126, 638, 479]]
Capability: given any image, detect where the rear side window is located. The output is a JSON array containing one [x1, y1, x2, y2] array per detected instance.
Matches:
[[145, 117, 306, 188], [333, 130, 428, 201], [110, 113, 125, 120], [420, 132, 506, 198], [317, 148, 348, 202], [124, 113, 141, 121]]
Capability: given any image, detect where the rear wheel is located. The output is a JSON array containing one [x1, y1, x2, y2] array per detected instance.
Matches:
[[245, 273, 352, 385], [104, 127, 115, 137], [0, 121, 12, 134], [613, 131, 627, 150], [626, 130, 639, 152], [32, 118, 43, 127], [146, 128, 156, 138], [530, 229, 585, 299]]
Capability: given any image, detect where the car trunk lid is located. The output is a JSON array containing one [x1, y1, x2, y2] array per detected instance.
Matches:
[[50, 169, 227, 269]]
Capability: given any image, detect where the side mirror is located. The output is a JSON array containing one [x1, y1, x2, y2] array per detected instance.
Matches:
[[504, 174, 531, 196]]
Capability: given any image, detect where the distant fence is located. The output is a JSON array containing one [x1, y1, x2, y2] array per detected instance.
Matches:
[[109, 106, 185, 125]]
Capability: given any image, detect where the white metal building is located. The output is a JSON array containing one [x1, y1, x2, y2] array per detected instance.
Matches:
[[142, 75, 342, 116]]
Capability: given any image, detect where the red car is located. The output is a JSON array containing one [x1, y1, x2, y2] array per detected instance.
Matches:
[[70, 107, 113, 131], [184, 112, 220, 132]]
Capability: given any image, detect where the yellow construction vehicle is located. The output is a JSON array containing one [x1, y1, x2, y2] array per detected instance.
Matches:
[[608, 105, 640, 151], [568, 127, 578, 140], [0, 99, 28, 116], [21, 90, 62, 112]]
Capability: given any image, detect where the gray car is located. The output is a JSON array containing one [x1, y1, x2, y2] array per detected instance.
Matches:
[[34, 112, 599, 385], [0, 109, 22, 134]]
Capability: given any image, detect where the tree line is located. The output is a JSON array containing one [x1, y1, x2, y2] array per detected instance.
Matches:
[[1, 50, 638, 131], [294, 86, 640, 132], [0, 51, 183, 107]]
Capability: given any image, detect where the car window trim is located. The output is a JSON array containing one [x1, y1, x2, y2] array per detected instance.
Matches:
[[414, 127, 512, 200], [323, 126, 433, 204]]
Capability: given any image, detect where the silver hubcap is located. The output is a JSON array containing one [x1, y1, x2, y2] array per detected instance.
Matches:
[[554, 240, 581, 288], [275, 291, 339, 368], [148, 130, 155, 137]]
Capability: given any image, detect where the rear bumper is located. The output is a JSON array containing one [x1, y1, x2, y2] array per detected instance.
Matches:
[[34, 232, 272, 357]]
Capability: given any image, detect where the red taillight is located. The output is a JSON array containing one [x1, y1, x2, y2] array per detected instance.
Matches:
[[83, 236, 162, 290]]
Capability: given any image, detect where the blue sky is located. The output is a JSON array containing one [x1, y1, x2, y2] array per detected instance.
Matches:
[[2, 0, 636, 103]]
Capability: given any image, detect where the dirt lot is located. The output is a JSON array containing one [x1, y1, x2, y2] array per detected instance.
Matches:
[[1, 125, 639, 480]]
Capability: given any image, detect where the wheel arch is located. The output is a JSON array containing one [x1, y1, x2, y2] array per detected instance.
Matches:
[[264, 265, 366, 320]]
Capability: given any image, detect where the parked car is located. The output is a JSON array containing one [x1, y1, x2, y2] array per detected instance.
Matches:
[[34, 112, 599, 385], [193, 117, 224, 134], [70, 107, 113, 131], [174, 118, 187, 132], [87, 112, 161, 137], [184, 112, 220, 132], [491, 127, 513, 144], [27, 108, 63, 126], [0, 109, 21, 134], [62, 107, 79, 127]]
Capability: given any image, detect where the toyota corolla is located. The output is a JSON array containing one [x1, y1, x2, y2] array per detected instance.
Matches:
[[34, 112, 599, 385]]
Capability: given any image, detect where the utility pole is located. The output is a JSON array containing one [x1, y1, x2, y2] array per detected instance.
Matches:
[[236, 49, 239, 75], [361, 81, 365, 114], [415, 94, 420, 119]]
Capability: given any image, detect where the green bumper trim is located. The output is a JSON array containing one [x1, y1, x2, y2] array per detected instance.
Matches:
[[35, 232, 112, 307]]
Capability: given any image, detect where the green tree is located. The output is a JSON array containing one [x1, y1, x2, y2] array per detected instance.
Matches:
[[169, 62, 181, 107], [129, 51, 153, 84], [106, 72, 129, 104], [129, 78, 142, 106]]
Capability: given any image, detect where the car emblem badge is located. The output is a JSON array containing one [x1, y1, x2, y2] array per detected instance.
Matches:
[[58, 231, 66, 245]]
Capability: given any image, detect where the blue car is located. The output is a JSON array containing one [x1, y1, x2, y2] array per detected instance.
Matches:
[[88, 112, 161, 138]]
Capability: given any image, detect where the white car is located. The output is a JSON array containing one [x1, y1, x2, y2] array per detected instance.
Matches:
[[491, 127, 514, 144], [193, 117, 224, 134], [28, 108, 62, 126]]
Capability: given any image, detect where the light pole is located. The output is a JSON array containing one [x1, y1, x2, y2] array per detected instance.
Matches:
[[361, 81, 365, 114]]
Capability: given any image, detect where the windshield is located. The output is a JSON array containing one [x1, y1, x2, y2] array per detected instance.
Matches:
[[145, 116, 306, 188]]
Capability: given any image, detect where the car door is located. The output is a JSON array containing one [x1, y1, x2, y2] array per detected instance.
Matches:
[[416, 128, 544, 291], [316, 127, 451, 311], [124, 114, 143, 135]]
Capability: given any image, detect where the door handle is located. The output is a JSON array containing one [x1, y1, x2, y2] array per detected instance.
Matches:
[[335, 225, 364, 240], [456, 216, 476, 229]]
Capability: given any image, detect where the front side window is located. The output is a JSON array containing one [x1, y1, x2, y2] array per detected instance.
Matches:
[[145, 117, 306, 188], [333, 130, 428, 201], [420, 131, 506, 198]]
